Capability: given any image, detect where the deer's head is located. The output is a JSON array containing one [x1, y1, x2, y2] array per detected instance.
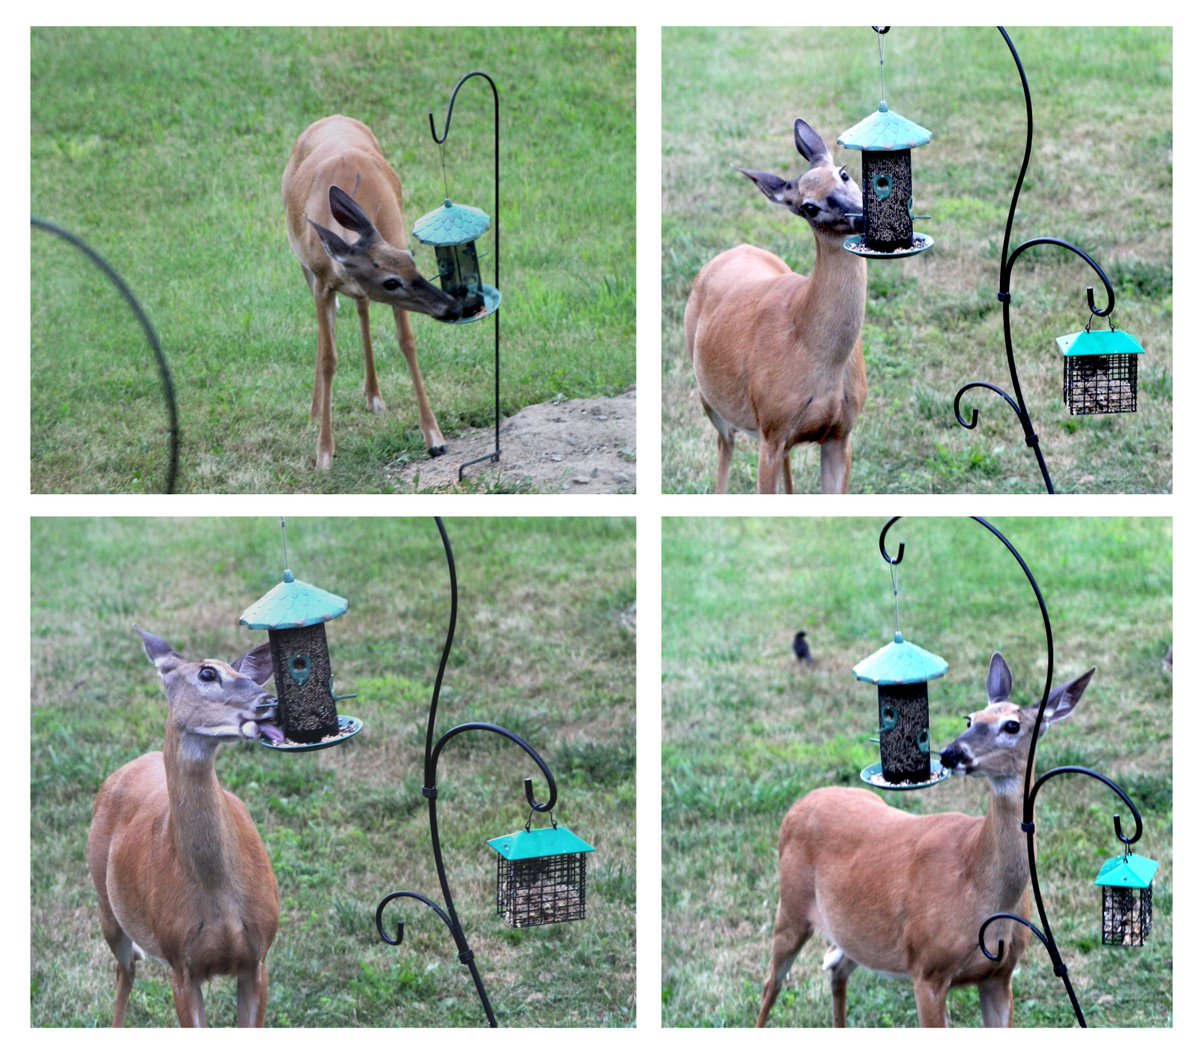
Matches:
[[939, 653, 1094, 788], [308, 186, 465, 322], [736, 119, 864, 239], [137, 628, 284, 752]]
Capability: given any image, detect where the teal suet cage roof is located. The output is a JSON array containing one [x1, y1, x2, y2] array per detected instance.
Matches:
[[839, 103, 932, 152], [853, 632, 948, 685], [1095, 852, 1159, 890], [1057, 329, 1145, 358], [487, 826, 595, 861], [413, 199, 491, 247], [240, 569, 349, 630]]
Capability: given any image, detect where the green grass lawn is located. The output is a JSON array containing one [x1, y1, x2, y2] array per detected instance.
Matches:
[[31, 27, 635, 493], [662, 517, 1171, 1026], [31, 517, 635, 1026], [662, 27, 1172, 493]]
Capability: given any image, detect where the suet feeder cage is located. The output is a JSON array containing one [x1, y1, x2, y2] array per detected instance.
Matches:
[[240, 568, 361, 751], [839, 103, 933, 258], [1096, 851, 1158, 946], [853, 632, 949, 789], [1057, 326, 1145, 415], [413, 199, 501, 324], [487, 822, 595, 928]]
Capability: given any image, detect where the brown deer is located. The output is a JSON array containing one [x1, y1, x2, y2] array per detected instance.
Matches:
[[755, 653, 1095, 1027], [87, 629, 283, 1026], [685, 118, 867, 493], [283, 115, 465, 469]]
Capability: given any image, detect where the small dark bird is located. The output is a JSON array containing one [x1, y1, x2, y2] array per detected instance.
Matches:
[[793, 631, 815, 665]]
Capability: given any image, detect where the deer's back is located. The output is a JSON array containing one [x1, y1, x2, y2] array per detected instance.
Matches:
[[283, 115, 407, 262]]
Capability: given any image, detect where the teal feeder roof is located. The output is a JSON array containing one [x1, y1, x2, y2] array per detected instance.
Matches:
[[1057, 329, 1146, 358], [487, 825, 595, 862], [853, 632, 948, 685], [1095, 852, 1159, 890], [412, 199, 491, 247], [239, 569, 348, 630], [838, 103, 932, 152]]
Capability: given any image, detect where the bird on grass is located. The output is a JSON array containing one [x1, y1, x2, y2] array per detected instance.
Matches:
[[793, 631, 815, 665]]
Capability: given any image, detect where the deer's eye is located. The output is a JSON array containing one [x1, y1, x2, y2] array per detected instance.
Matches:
[[840, 167, 850, 182], [1002, 720, 1021, 734], [801, 202, 820, 217], [964, 716, 972, 727], [198, 667, 218, 683], [382, 277, 403, 291]]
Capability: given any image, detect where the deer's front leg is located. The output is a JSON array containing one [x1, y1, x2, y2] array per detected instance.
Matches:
[[314, 288, 338, 470], [170, 969, 207, 1027], [756, 436, 786, 494], [978, 975, 1014, 1027], [392, 306, 446, 457], [913, 976, 950, 1027], [237, 962, 269, 1027], [819, 436, 852, 494]]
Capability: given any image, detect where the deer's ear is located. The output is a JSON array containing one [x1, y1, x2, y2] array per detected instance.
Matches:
[[328, 185, 377, 241], [733, 166, 794, 206], [794, 119, 831, 168], [1040, 667, 1095, 731], [136, 627, 182, 676], [307, 218, 353, 263], [986, 652, 1012, 704], [232, 642, 275, 687]]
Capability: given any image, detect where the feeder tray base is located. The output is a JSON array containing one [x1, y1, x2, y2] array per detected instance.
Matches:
[[450, 284, 501, 325], [259, 714, 363, 752], [860, 759, 950, 790], [843, 232, 934, 259]]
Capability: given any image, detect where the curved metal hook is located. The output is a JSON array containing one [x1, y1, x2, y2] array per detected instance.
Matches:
[[1030, 765, 1144, 847], [877, 516, 905, 566], [1003, 237, 1116, 319], [428, 70, 498, 145], [31, 217, 180, 493], [954, 380, 1023, 431], [979, 911, 1052, 963], [429, 721, 558, 812], [872, 26, 890, 34], [375, 890, 458, 947]]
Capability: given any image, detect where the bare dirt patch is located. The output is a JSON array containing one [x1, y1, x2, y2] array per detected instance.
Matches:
[[387, 387, 636, 493]]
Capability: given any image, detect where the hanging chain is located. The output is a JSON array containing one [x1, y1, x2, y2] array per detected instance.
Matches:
[[876, 27, 888, 105], [890, 559, 902, 635]]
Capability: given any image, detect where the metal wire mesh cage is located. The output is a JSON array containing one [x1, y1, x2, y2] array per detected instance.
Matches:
[[1057, 329, 1145, 416], [1096, 851, 1157, 946], [1101, 885, 1153, 946], [488, 824, 595, 929]]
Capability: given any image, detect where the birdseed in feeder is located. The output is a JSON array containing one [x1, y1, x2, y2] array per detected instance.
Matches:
[[487, 825, 595, 929], [1096, 851, 1158, 946]]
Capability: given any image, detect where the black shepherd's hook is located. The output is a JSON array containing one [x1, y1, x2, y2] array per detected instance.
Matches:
[[429, 72, 502, 482], [373, 516, 561, 1028], [951, 27, 1121, 495], [31, 217, 180, 492], [879, 517, 1146, 1027]]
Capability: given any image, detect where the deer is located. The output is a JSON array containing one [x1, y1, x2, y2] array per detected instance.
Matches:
[[685, 118, 868, 494], [87, 629, 284, 1027], [755, 652, 1095, 1028], [283, 115, 466, 470]]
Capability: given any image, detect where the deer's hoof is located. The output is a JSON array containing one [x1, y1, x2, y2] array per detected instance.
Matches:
[[428, 445, 446, 458], [367, 394, 386, 414], [317, 450, 333, 470]]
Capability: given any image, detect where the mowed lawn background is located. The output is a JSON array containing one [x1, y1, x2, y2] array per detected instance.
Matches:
[[662, 28, 1172, 493], [662, 518, 1171, 1026], [31, 518, 636, 1026], [31, 28, 635, 493]]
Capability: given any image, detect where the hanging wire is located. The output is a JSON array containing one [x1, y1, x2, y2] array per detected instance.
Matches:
[[439, 140, 450, 200], [890, 560, 902, 635], [875, 26, 888, 104], [280, 517, 290, 572]]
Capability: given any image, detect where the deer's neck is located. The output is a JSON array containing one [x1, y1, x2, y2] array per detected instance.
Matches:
[[970, 774, 1031, 910], [790, 234, 867, 367], [163, 724, 238, 887]]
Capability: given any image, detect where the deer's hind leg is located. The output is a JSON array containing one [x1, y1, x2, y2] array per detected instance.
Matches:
[[823, 946, 857, 1027], [391, 306, 446, 457], [700, 396, 735, 494], [755, 903, 812, 1027]]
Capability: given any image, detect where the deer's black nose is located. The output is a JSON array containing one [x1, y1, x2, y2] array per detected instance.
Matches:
[[940, 743, 969, 771]]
